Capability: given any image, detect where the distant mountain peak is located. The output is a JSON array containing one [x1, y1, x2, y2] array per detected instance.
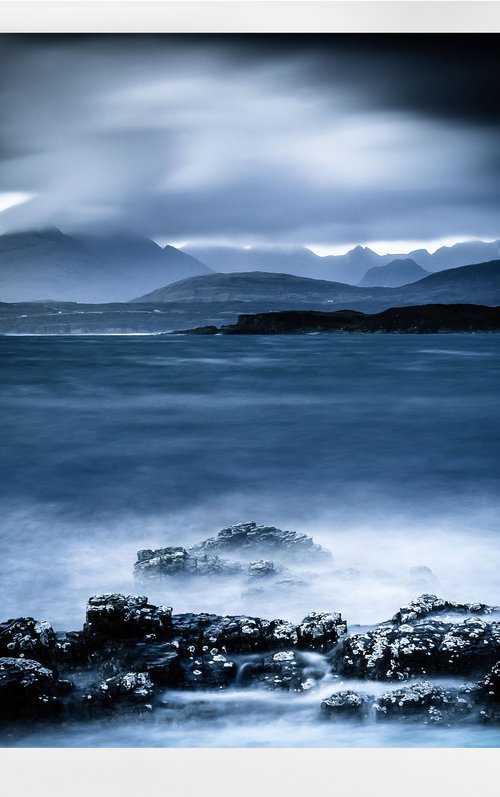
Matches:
[[358, 257, 430, 288]]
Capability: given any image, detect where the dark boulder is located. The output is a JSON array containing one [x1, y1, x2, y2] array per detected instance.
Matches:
[[373, 681, 473, 723], [178, 651, 237, 690], [54, 631, 89, 666], [478, 661, 500, 703], [0, 657, 61, 718], [173, 614, 272, 654], [297, 612, 347, 652], [82, 671, 155, 716], [0, 617, 56, 667], [131, 642, 181, 686], [321, 690, 372, 718], [189, 522, 332, 563], [84, 594, 172, 645], [170, 610, 345, 656]]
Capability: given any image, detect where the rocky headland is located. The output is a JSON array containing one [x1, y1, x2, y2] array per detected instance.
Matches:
[[175, 304, 500, 335]]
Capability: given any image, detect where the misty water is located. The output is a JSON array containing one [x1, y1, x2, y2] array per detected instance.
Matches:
[[1, 333, 500, 747]]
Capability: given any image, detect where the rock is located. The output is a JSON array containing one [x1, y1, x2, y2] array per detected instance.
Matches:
[[178, 651, 237, 690], [83, 671, 155, 715], [321, 690, 372, 718], [0, 657, 61, 717], [171, 613, 258, 654], [170, 610, 345, 656], [373, 681, 473, 723], [392, 594, 497, 625], [297, 612, 347, 652], [0, 617, 56, 666], [264, 618, 300, 649], [478, 661, 500, 703], [189, 522, 332, 563], [54, 631, 89, 666], [240, 650, 324, 692], [247, 560, 277, 579], [336, 617, 500, 680], [131, 642, 180, 686], [134, 547, 243, 580], [135, 547, 197, 578], [407, 566, 438, 589], [84, 594, 172, 644]]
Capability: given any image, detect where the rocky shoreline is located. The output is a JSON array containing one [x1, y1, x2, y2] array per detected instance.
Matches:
[[2, 594, 499, 728], [174, 304, 500, 335], [2, 523, 500, 730]]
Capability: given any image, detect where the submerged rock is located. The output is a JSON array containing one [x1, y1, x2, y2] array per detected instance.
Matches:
[[178, 651, 237, 690], [240, 650, 324, 692], [247, 560, 277, 579], [83, 672, 155, 716], [321, 690, 372, 718], [373, 681, 473, 723], [392, 594, 498, 625], [134, 547, 243, 581]]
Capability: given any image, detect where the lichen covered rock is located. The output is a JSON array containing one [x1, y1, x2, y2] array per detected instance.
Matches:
[[373, 681, 473, 723], [392, 594, 498, 625], [240, 650, 324, 692], [178, 651, 237, 690], [0, 617, 56, 666], [321, 690, 372, 718], [336, 616, 500, 680], [83, 671, 154, 715], [297, 612, 347, 652]]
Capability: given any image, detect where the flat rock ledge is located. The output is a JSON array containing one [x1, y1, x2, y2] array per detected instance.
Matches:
[[1, 592, 499, 726]]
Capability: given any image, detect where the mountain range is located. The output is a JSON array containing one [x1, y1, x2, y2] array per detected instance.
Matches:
[[132, 260, 500, 311], [2, 228, 500, 303], [2, 259, 499, 334], [186, 240, 500, 284], [0, 228, 212, 302]]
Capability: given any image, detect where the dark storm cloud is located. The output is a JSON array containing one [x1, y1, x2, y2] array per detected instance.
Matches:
[[0, 34, 499, 247]]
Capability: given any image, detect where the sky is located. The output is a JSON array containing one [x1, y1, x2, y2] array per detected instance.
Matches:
[[0, 34, 499, 254]]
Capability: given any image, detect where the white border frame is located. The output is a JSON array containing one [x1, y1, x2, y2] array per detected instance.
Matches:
[[0, 1, 499, 33], [0, 2, 499, 793]]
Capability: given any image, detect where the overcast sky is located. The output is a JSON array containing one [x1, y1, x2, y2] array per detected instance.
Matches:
[[0, 34, 499, 253]]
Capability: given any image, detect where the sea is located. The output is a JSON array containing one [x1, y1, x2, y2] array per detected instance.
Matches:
[[1, 332, 499, 747]]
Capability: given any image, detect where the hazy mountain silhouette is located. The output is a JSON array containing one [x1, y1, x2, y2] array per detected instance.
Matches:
[[358, 258, 430, 288], [0, 229, 212, 302], [187, 240, 500, 285]]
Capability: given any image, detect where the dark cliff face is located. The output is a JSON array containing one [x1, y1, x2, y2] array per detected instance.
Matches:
[[218, 305, 500, 335]]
